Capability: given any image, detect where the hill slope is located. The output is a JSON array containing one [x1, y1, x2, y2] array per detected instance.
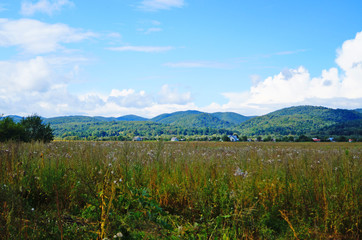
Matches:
[[237, 106, 362, 136], [151, 110, 235, 129], [314, 119, 362, 137], [211, 112, 251, 125], [116, 115, 148, 121]]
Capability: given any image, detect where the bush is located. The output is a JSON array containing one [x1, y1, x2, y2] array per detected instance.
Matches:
[[0, 115, 53, 142], [0, 117, 25, 142]]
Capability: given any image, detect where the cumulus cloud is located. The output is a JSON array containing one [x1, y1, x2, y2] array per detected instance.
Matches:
[[107, 89, 154, 108], [207, 31, 362, 115], [0, 56, 52, 94], [0, 57, 194, 117], [20, 0, 74, 16], [158, 84, 192, 105], [139, 0, 184, 11], [0, 18, 95, 54], [107, 45, 173, 53]]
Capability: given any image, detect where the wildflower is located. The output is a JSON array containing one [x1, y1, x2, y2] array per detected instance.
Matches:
[[116, 232, 123, 237], [234, 167, 248, 177], [31, 208, 34, 211]]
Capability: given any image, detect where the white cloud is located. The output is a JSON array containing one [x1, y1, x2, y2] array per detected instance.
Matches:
[[144, 27, 162, 34], [164, 61, 229, 68], [0, 18, 95, 54], [151, 20, 161, 25], [20, 0, 74, 16], [0, 58, 195, 117], [107, 32, 122, 38], [207, 31, 362, 115], [139, 0, 184, 11], [0, 56, 52, 93], [0, 55, 90, 116], [108, 89, 154, 108], [158, 84, 192, 105], [107, 45, 173, 53], [250, 74, 262, 86]]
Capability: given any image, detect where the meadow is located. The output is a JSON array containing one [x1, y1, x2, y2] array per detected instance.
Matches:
[[0, 141, 360, 239]]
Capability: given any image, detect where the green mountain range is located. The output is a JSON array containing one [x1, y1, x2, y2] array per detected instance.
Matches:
[[236, 106, 362, 136], [3, 106, 362, 140], [150, 110, 249, 129]]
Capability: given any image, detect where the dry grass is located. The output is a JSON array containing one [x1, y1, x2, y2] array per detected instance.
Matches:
[[0, 141, 360, 239]]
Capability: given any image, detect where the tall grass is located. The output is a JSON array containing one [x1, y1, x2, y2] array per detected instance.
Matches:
[[0, 141, 360, 239]]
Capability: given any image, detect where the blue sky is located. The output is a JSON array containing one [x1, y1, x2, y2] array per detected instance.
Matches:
[[0, 0, 361, 117]]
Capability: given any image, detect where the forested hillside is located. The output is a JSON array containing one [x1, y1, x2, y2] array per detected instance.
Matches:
[[211, 112, 251, 125], [151, 110, 238, 129], [48, 120, 233, 140], [236, 106, 362, 136], [3, 106, 362, 141]]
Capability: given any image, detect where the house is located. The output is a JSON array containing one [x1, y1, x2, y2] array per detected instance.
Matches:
[[132, 136, 143, 141], [312, 138, 321, 142], [171, 137, 179, 142], [349, 139, 353, 143], [229, 135, 239, 142], [328, 137, 335, 142]]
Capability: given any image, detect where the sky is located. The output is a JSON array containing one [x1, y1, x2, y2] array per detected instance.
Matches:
[[0, 0, 362, 118]]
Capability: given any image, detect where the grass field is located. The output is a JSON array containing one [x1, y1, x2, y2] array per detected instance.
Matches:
[[0, 141, 360, 239]]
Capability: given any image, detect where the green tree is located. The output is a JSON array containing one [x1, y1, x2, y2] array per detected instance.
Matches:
[[221, 134, 230, 142], [20, 115, 54, 142], [0, 116, 26, 142]]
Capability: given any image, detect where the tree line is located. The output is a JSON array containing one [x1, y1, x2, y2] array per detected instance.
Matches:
[[0, 115, 54, 142]]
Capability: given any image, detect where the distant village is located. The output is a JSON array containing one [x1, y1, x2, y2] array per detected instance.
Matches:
[[132, 135, 355, 142]]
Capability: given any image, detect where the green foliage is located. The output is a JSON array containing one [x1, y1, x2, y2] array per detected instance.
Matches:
[[314, 119, 362, 138], [47, 118, 234, 141], [237, 106, 362, 137], [0, 141, 360, 239], [21, 115, 54, 143], [221, 134, 230, 141], [151, 110, 237, 129], [0, 115, 54, 143], [0, 117, 25, 142], [211, 112, 251, 125], [4, 106, 362, 142]]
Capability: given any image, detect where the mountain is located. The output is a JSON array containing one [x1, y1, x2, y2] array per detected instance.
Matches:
[[44, 114, 148, 124], [116, 114, 148, 121], [355, 108, 362, 113], [2, 115, 23, 123], [315, 119, 362, 137], [236, 106, 362, 136], [44, 116, 105, 124], [4, 106, 362, 140], [151, 110, 203, 123], [151, 110, 235, 129], [211, 112, 251, 125]]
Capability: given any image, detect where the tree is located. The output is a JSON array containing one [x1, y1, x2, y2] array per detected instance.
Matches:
[[20, 115, 54, 143], [221, 134, 230, 142], [0, 116, 26, 142]]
